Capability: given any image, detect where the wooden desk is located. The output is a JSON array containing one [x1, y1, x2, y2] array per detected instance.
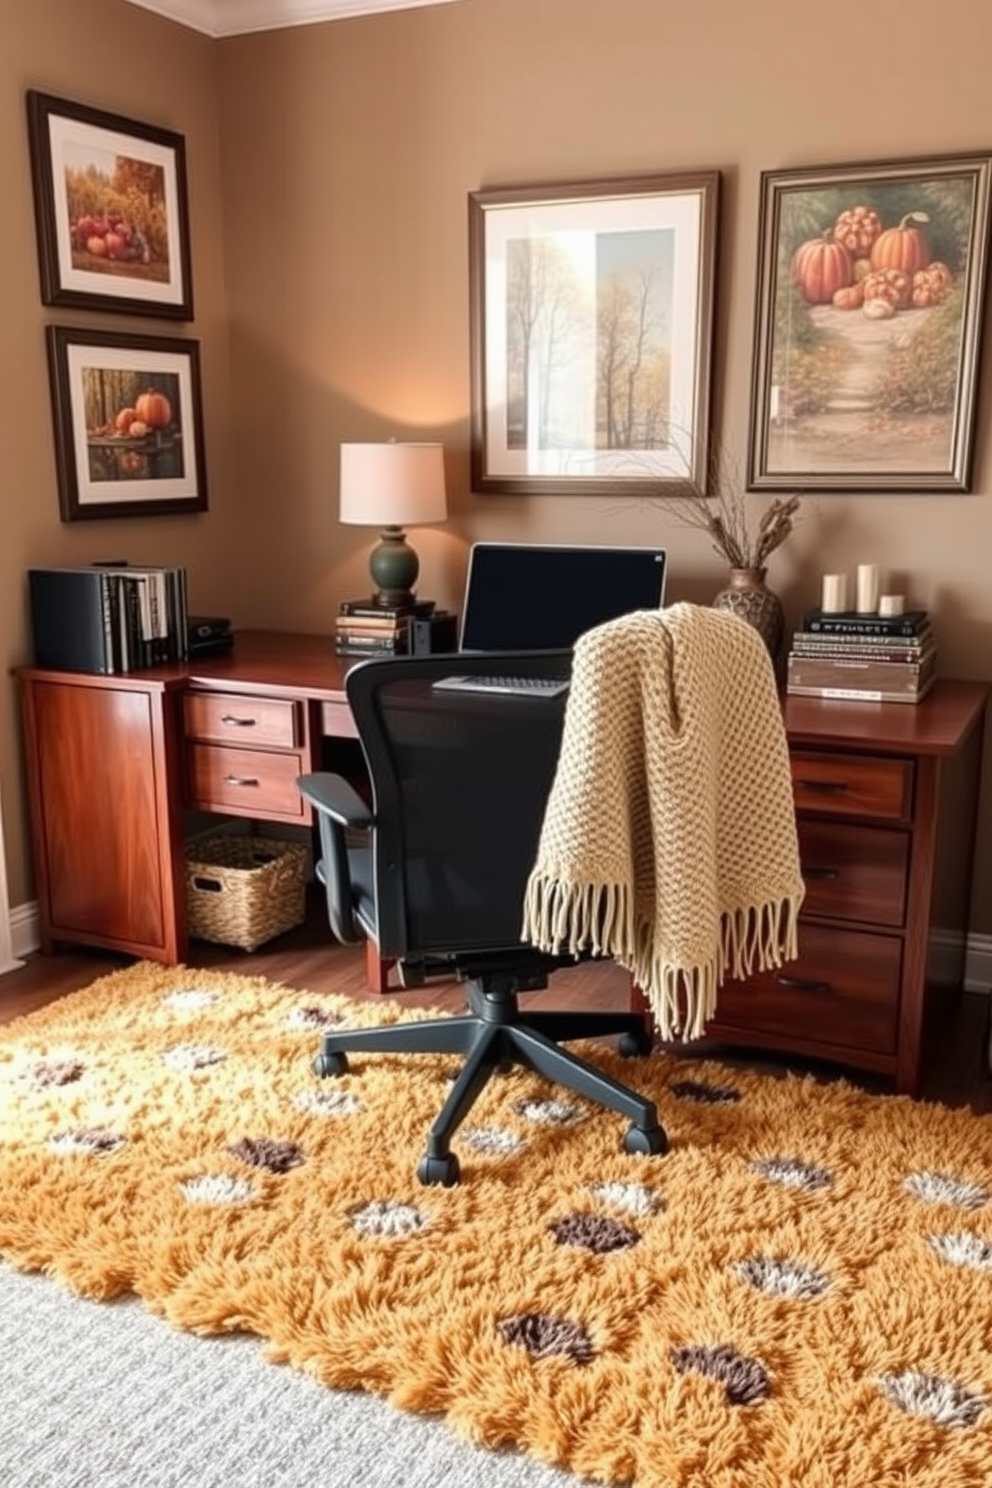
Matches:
[[16, 633, 988, 1093], [633, 680, 988, 1095], [16, 632, 358, 968]]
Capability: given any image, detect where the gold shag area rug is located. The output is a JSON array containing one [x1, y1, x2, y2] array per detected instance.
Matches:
[[2, 963, 991, 1488]]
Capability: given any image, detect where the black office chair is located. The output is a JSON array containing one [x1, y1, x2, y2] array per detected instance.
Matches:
[[297, 648, 668, 1187]]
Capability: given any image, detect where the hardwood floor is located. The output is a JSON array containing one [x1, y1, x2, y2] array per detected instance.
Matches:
[[2, 887, 990, 1115]]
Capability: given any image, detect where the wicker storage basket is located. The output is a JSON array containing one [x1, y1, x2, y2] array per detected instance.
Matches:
[[185, 834, 309, 952]]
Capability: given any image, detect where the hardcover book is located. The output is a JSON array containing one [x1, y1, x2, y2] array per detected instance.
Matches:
[[787, 653, 935, 694], [785, 630, 933, 660], [802, 608, 929, 637], [786, 677, 936, 705], [339, 597, 435, 620]]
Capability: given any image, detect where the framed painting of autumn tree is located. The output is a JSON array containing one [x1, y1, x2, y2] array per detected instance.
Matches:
[[469, 171, 719, 496], [27, 91, 193, 320], [747, 153, 992, 492]]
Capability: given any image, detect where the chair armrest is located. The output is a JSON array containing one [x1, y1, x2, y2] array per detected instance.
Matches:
[[297, 772, 373, 945], [297, 772, 372, 829]]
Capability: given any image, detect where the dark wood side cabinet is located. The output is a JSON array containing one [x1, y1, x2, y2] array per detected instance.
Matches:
[[15, 633, 353, 967], [633, 680, 988, 1095], [17, 669, 187, 964]]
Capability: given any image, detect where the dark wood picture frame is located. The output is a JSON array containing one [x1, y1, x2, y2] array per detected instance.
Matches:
[[747, 152, 992, 492], [469, 171, 719, 496], [47, 325, 208, 521], [27, 90, 193, 320]]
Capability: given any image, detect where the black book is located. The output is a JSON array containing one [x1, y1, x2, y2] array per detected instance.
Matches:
[[339, 597, 435, 620], [28, 568, 116, 674], [802, 608, 928, 638]]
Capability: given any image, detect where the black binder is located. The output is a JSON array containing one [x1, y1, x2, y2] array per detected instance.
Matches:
[[28, 568, 116, 674]]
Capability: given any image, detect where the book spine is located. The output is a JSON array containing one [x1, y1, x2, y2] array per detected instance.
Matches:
[[788, 658, 934, 690], [339, 598, 434, 619], [804, 613, 927, 637], [792, 626, 931, 648], [790, 644, 934, 666], [176, 567, 190, 660], [334, 634, 407, 653], [98, 573, 117, 674], [790, 640, 931, 661], [787, 678, 935, 705], [335, 616, 408, 634]]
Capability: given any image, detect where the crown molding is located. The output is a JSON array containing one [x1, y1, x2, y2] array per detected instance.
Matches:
[[121, 0, 466, 39]]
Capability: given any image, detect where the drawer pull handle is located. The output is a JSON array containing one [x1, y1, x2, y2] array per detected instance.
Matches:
[[796, 778, 847, 794], [802, 865, 839, 881], [776, 974, 832, 994], [223, 774, 260, 788], [221, 714, 257, 727]]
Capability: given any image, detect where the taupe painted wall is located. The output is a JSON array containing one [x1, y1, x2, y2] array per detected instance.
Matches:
[[3, 0, 992, 934]]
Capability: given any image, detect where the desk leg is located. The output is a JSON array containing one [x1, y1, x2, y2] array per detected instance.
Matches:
[[629, 980, 656, 1042], [366, 940, 396, 995]]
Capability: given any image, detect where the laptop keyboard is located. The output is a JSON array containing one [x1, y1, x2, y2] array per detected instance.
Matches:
[[431, 674, 570, 699]]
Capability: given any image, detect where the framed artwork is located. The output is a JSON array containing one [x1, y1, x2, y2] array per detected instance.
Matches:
[[26, 90, 193, 319], [469, 171, 719, 496], [46, 326, 208, 521], [747, 153, 992, 492]]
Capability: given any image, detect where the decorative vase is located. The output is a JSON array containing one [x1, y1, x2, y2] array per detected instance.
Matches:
[[712, 567, 785, 667]]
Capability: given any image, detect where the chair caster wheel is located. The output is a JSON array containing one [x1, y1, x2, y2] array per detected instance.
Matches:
[[314, 1050, 348, 1078], [623, 1123, 669, 1158], [618, 1027, 653, 1058], [417, 1152, 461, 1187]]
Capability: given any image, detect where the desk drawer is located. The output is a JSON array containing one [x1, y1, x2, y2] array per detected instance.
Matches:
[[790, 750, 913, 821], [185, 743, 307, 820], [320, 700, 359, 740], [798, 819, 909, 927], [184, 692, 300, 749], [709, 924, 901, 1056]]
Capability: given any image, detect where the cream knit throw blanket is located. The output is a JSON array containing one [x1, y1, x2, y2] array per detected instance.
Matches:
[[522, 604, 805, 1041]]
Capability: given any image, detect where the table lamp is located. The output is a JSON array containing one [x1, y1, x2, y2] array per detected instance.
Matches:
[[339, 441, 447, 608]]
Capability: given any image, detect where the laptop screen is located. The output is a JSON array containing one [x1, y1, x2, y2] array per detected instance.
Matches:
[[458, 543, 667, 652]]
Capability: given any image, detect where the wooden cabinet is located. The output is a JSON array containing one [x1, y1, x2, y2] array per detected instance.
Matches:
[[15, 634, 353, 966], [17, 671, 186, 963], [642, 683, 988, 1096]]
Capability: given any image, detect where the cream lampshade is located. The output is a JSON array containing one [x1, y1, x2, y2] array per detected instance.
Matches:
[[339, 441, 447, 608]]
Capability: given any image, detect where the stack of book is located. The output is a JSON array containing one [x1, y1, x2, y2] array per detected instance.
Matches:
[[786, 607, 935, 704], [29, 564, 190, 675], [334, 597, 435, 656]]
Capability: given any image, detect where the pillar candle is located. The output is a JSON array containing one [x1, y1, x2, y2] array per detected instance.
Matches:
[[856, 564, 880, 614], [878, 593, 905, 617], [821, 573, 848, 613]]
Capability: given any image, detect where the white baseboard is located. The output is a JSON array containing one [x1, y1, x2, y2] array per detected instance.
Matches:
[[5, 898, 992, 991], [9, 901, 40, 964]]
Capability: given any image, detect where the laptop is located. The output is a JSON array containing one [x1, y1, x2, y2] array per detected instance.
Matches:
[[433, 542, 667, 698]]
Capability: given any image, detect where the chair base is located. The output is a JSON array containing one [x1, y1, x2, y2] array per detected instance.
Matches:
[[314, 974, 669, 1185]]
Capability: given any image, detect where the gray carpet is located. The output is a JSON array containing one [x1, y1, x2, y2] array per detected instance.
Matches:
[[0, 1263, 584, 1487]]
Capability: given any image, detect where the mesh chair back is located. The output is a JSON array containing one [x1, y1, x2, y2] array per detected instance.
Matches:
[[345, 650, 572, 961]]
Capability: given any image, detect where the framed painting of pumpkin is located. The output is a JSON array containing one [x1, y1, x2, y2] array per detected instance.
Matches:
[[747, 153, 992, 492], [46, 326, 208, 520], [26, 90, 193, 320]]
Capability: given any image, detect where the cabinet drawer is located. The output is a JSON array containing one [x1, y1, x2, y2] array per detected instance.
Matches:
[[710, 924, 901, 1056], [790, 750, 913, 821], [185, 744, 307, 820], [798, 819, 909, 927], [184, 692, 300, 749]]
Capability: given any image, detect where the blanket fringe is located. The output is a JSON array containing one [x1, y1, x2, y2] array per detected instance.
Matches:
[[523, 874, 805, 1044]]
